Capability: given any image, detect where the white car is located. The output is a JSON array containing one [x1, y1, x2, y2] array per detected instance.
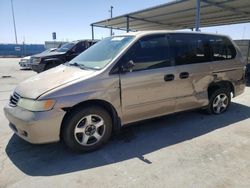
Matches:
[[19, 48, 57, 69], [19, 56, 32, 69]]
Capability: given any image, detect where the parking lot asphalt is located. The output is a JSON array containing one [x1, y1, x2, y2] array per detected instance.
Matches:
[[0, 58, 250, 188]]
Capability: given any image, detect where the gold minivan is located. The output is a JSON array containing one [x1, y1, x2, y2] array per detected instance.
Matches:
[[4, 31, 246, 151]]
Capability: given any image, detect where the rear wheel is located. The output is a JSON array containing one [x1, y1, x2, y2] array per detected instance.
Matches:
[[207, 88, 231, 114], [62, 106, 112, 152]]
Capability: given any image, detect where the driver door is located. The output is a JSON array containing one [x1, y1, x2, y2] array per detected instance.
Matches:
[[119, 34, 178, 124]]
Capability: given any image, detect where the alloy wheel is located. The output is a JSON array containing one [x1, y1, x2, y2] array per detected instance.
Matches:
[[212, 93, 229, 114], [74, 114, 105, 146]]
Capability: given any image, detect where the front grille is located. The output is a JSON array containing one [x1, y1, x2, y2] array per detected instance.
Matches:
[[30, 58, 34, 64], [9, 92, 21, 107]]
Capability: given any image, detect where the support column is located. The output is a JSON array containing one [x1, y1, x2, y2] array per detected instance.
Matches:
[[91, 24, 94, 40], [126, 16, 130, 33], [195, 0, 201, 32], [110, 6, 113, 36]]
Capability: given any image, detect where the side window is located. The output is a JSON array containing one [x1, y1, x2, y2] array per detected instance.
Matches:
[[124, 35, 171, 71], [170, 34, 210, 65], [73, 42, 87, 53], [208, 36, 236, 61]]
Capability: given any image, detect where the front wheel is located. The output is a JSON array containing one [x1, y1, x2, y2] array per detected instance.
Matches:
[[62, 106, 112, 152], [207, 88, 231, 114]]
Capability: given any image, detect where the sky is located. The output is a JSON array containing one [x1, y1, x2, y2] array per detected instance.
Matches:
[[1, 0, 250, 44]]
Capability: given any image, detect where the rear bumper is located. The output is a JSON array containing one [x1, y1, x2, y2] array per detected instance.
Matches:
[[4, 104, 66, 144], [30, 63, 45, 73], [234, 79, 246, 97]]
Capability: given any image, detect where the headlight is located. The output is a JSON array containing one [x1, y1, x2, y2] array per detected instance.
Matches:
[[20, 59, 28, 63], [32, 57, 41, 64], [17, 98, 56, 111]]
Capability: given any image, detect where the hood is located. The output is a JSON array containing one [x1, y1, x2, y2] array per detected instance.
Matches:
[[21, 56, 31, 60], [32, 51, 65, 58], [15, 65, 95, 99]]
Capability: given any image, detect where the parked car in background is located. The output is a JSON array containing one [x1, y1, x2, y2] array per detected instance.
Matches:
[[4, 31, 245, 152], [19, 48, 57, 69], [30, 40, 98, 73], [19, 56, 32, 69]]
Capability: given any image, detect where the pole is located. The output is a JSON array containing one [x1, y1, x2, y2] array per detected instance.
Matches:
[[247, 40, 250, 64], [91, 24, 94, 40], [11, 0, 18, 44], [126, 16, 130, 33], [110, 6, 113, 36], [195, 0, 201, 32]]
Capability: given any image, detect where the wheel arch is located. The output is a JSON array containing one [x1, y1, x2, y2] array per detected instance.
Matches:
[[60, 99, 121, 139], [207, 81, 234, 99]]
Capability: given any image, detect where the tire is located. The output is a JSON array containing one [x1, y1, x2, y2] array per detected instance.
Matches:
[[62, 106, 112, 152], [206, 88, 231, 114]]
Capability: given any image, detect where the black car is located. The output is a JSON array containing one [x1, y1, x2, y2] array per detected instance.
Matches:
[[30, 40, 98, 73]]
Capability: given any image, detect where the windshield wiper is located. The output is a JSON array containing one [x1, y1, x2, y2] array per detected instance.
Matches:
[[68, 62, 101, 70], [70, 62, 81, 67], [69, 62, 91, 70]]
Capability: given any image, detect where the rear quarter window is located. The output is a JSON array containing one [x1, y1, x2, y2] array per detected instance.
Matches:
[[208, 36, 236, 61]]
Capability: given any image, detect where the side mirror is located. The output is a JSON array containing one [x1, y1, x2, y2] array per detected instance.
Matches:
[[121, 60, 135, 73]]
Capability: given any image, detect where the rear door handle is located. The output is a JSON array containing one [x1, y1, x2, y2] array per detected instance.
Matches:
[[164, 74, 175, 81], [179, 72, 189, 79]]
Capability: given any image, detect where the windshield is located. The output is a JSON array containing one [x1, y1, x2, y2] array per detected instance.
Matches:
[[69, 36, 134, 70], [56, 42, 75, 52]]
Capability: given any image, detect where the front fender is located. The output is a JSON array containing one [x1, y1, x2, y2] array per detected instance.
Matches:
[[38, 76, 122, 119], [43, 58, 64, 64], [48, 88, 122, 120]]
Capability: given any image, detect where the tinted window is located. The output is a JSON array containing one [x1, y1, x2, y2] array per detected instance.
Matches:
[[73, 42, 87, 53], [208, 36, 236, 61], [56, 42, 75, 52], [124, 35, 171, 71], [170, 34, 210, 65]]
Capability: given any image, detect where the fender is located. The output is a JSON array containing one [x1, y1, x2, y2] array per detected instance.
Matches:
[[43, 58, 64, 64]]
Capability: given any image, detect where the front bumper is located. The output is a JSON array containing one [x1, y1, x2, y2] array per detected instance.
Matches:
[[4, 104, 66, 144], [19, 61, 31, 68], [30, 63, 45, 73]]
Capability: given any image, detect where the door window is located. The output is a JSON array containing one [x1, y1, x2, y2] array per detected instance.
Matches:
[[124, 35, 171, 71]]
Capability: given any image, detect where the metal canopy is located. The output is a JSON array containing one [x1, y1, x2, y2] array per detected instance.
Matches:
[[91, 0, 250, 33]]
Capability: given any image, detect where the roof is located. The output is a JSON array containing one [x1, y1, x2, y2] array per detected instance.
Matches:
[[72, 39, 100, 43], [115, 30, 229, 37], [92, 0, 250, 31]]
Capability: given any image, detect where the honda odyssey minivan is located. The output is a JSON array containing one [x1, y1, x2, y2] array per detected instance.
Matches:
[[4, 31, 246, 152]]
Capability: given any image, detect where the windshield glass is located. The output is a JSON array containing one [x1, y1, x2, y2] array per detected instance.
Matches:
[[56, 42, 75, 52], [69, 36, 134, 70]]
